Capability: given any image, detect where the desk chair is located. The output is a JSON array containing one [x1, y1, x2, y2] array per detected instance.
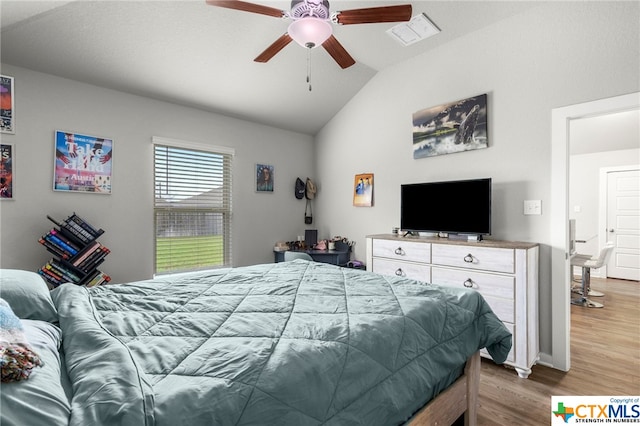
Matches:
[[284, 251, 313, 261], [570, 242, 614, 308]]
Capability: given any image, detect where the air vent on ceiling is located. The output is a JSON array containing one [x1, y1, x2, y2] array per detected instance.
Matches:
[[386, 13, 440, 46]]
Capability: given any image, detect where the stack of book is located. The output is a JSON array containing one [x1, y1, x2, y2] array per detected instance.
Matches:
[[38, 213, 111, 289]]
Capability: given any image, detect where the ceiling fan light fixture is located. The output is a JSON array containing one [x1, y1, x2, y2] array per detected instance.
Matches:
[[288, 18, 332, 48]]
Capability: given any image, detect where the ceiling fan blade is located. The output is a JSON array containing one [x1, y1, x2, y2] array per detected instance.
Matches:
[[254, 34, 293, 63], [205, 0, 285, 18], [334, 4, 412, 25], [322, 35, 356, 69]]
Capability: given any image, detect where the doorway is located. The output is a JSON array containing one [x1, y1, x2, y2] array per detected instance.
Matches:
[[551, 92, 640, 372], [570, 113, 640, 280], [601, 167, 640, 281]]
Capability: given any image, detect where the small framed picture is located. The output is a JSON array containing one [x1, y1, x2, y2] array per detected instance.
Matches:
[[353, 173, 373, 207], [53, 130, 113, 194], [256, 164, 274, 192], [1, 75, 15, 134], [0, 144, 14, 199]]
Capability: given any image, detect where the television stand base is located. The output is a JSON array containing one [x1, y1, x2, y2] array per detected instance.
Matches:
[[447, 233, 483, 242]]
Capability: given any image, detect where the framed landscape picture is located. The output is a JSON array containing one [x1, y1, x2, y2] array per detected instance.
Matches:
[[412, 93, 488, 159], [53, 131, 113, 194]]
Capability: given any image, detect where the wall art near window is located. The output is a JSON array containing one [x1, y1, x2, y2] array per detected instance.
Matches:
[[53, 131, 112, 194], [353, 173, 373, 207], [256, 164, 274, 192], [412, 93, 488, 159], [0, 75, 15, 134], [0, 144, 14, 199]]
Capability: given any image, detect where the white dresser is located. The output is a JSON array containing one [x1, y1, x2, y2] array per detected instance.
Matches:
[[366, 234, 539, 379]]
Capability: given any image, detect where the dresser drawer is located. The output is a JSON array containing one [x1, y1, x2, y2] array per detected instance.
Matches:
[[432, 267, 514, 323], [475, 294, 514, 323], [372, 239, 431, 263], [431, 267, 515, 299], [372, 258, 431, 282], [432, 244, 514, 273]]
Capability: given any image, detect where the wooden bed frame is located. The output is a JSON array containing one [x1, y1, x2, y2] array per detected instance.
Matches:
[[407, 351, 481, 426]]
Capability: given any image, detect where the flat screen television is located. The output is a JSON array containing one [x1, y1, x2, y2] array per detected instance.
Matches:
[[400, 178, 492, 237]]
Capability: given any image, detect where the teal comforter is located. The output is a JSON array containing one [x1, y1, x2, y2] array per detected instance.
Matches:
[[53, 260, 511, 426]]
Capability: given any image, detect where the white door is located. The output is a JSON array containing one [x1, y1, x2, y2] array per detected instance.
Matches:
[[606, 168, 640, 280]]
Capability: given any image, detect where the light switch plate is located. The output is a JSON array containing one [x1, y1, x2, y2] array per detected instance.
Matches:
[[524, 200, 542, 215]]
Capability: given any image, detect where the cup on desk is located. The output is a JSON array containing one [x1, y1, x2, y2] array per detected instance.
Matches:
[[328, 241, 335, 250]]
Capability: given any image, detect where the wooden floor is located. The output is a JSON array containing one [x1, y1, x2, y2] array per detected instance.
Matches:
[[476, 277, 640, 425]]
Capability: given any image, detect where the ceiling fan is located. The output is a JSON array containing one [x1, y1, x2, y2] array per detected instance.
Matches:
[[205, 0, 413, 69]]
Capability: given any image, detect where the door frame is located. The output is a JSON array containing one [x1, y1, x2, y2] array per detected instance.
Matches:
[[551, 92, 640, 372], [599, 165, 640, 279]]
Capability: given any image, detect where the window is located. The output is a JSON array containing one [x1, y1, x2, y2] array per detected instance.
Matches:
[[153, 137, 233, 274]]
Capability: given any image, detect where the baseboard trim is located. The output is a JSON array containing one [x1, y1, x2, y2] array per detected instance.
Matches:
[[536, 352, 555, 369]]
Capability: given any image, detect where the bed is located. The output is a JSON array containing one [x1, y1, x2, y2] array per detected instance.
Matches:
[[0, 260, 511, 426]]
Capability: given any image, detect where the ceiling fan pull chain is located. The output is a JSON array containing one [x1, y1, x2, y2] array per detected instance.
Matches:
[[306, 46, 312, 91]]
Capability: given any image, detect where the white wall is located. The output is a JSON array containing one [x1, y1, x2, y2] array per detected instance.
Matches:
[[0, 65, 315, 283], [313, 2, 639, 363]]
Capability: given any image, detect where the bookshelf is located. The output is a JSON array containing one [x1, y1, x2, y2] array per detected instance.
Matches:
[[38, 213, 110, 289]]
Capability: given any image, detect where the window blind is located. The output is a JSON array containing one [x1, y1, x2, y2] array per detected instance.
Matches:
[[153, 138, 233, 274]]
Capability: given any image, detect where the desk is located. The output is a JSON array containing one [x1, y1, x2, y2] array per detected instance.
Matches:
[[274, 249, 350, 266]]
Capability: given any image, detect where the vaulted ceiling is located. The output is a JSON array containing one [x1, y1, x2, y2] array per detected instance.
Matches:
[[1, 1, 539, 135]]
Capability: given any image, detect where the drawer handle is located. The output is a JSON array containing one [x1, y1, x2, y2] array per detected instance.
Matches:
[[395, 268, 404, 277], [463, 278, 475, 288], [394, 247, 405, 256], [463, 253, 475, 263]]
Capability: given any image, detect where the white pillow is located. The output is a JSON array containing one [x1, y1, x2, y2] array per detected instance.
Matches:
[[0, 269, 58, 323]]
